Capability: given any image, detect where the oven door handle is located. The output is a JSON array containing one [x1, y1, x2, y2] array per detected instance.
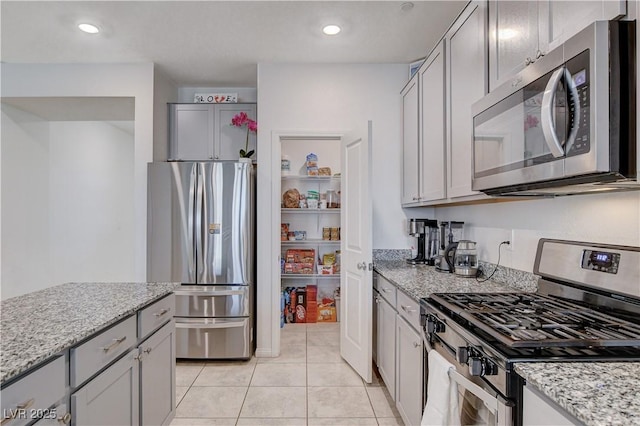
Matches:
[[541, 67, 567, 158], [448, 368, 513, 426]]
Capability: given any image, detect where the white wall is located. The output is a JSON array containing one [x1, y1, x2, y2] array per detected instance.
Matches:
[[255, 63, 412, 357], [435, 192, 640, 273], [1, 63, 155, 291], [1, 106, 51, 298], [1, 104, 135, 298], [153, 68, 180, 161]]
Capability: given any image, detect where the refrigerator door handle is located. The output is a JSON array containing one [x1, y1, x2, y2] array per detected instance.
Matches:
[[187, 164, 197, 283], [195, 163, 204, 284]]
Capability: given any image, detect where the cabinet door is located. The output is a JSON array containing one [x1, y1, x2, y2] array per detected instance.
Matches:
[[214, 104, 257, 160], [168, 104, 214, 161], [447, 0, 487, 199], [418, 40, 446, 202], [522, 384, 578, 425], [71, 351, 139, 426], [401, 76, 419, 205], [539, 0, 627, 53], [140, 321, 175, 426], [376, 295, 396, 400], [395, 316, 424, 426], [372, 287, 378, 364], [488, 1, 539, 91]]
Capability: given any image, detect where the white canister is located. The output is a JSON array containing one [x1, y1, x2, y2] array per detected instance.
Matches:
[[281, 155, 291, 175]]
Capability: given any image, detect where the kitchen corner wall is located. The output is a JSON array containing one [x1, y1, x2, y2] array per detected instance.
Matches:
[[435, 192, 640, 273], [256, 63, 411, 356]]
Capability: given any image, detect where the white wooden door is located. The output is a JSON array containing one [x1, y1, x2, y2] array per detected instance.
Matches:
[[340, 121, 372, 383]]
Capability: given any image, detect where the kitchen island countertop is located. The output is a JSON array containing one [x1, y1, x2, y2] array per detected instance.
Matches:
[[0, 281, 178, 385], [374, 259, 537, 301], [515, 362, 640, 426]]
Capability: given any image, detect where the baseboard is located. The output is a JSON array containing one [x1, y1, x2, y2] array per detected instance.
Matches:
[[255, 347, 279, 358]]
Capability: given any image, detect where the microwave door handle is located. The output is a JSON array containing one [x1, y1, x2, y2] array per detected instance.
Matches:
[[541, 67, 566, 158], [563, 68, 581, 154]]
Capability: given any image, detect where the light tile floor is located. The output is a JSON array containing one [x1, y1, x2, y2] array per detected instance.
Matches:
[[172, 322, 404, 426]]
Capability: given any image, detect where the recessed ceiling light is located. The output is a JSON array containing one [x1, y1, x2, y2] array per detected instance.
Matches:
[[322, 25, 341, 36], [78, 23, 100, 34]]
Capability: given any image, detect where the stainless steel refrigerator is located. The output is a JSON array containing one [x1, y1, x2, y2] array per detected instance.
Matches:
[[147, 161, 254, 359]]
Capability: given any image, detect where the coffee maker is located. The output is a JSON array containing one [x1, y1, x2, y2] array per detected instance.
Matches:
[[434, 221, 464, 272], [407, 219, 439, 265]]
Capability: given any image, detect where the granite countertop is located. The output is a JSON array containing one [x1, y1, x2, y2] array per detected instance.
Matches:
[[515, 362, 640, 426], [373, 259, 538, 301], [0, 282, 178, 385]]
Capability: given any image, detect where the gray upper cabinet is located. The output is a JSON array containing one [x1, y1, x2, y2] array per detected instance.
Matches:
[[447, 0, 488, 199], [489, 0, 626, 91], [401, 39, 446, 206], [168, 103, 257, 161], [401, 76, 419, 205]]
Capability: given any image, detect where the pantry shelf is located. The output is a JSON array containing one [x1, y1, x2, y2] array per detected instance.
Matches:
[[280, 274, 340, 280], [281, 175, 341, 182], [281, 208, 340, 214], [281, 239, 340, 246]]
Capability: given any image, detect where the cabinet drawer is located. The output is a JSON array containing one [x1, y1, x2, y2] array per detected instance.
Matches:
[[396, 290, 421, 331], [71, 315, 136, 388], [1, 356, 66, 426], [138, 294, 175, 340], [374, 275, 397, 306]]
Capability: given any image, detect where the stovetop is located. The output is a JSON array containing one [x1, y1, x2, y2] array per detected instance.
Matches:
[[429, 292, 640, 349]]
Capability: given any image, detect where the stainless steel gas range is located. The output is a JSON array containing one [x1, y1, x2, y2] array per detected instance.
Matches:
[[420, 239, 640, 426]]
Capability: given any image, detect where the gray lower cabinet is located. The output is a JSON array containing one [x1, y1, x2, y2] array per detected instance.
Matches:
[[395, 315, 424, 426], [70, 295, 176, 426], [140, 321, 176, 426], [71, 350, 140, 426]]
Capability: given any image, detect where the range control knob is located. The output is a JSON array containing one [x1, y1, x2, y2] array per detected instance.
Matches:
[[427, 317, 445, 334], [469, 357, 498, 377], [457, 347, 469, 364]]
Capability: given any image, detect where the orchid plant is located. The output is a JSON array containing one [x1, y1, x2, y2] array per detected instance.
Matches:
[[231, 112, 257, 158]]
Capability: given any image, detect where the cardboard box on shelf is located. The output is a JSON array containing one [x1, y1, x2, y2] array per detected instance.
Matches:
[[306, 285, 317, 324], [285, 249, 315, 265]]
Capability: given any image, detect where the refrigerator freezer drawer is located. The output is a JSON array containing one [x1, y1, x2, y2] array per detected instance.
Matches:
[[174, 285, 250, 317], [175, 317, 252, 359]]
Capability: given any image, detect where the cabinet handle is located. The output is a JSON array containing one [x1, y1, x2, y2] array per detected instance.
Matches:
[[143, 347, 153, 354], [401, 304, 417, 313], [134, 354, 143, 361], [381, 288, 391, 293], [536, 49, 545, 59], [525, 57, 533, 65], [1, 398, 35, 425], [58, 412, 72, 425], [154, 308, 170, 318], [375, 296, 380, 304], [101, 336, 127, 352], [413, 341, 421, 348]]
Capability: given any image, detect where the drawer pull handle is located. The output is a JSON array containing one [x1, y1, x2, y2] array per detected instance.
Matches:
[[381, 288, 391, 293], [101, 336, 127, 352], [401, 305, 417, 313], [1, 398, 35, 425], [413, 341, 421, 348], [154, 308, 170, 318], [143, 347, 153, 354], [58, 412, 72, 425]]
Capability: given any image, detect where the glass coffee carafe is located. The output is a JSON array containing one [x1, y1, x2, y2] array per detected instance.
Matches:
[[453, 240, 478, 277]]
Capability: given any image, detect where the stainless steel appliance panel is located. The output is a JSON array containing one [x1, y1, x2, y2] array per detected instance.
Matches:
[[147, 162, 197, 283], [175, 317, 251, 359], [196, 162, 253, 285], [174, 285, 250, 317]]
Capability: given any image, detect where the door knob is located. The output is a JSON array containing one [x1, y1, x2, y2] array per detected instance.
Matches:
[[357, 262, 366, 270]]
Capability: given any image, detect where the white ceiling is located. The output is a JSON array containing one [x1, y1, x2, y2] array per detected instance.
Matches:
[[1, 1, 467, 87]]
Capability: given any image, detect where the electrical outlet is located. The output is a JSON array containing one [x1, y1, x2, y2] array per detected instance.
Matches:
[[504, 230, 515, 252]]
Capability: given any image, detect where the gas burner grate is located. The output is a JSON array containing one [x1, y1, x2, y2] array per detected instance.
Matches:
[[430, 293, 640, 348]]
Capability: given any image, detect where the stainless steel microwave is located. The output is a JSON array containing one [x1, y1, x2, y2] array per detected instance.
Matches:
[[472, 20, 636, 196]]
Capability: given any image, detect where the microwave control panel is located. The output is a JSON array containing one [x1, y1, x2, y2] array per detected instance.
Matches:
[[566, 49, 591, 157]]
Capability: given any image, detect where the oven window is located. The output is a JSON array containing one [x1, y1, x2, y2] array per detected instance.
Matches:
[[459, 390, 497, 426]]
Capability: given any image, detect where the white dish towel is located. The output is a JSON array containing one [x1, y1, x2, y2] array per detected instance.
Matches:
[[421, 350, 461, 426]]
